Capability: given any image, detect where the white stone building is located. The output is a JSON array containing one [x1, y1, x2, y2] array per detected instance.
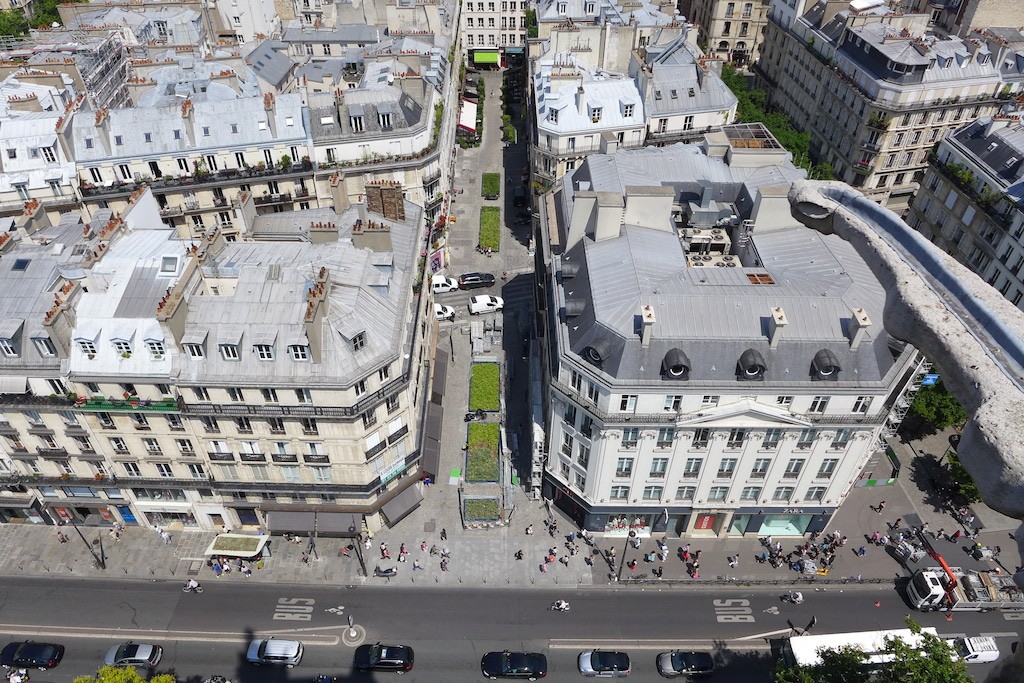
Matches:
[[537, 126, 925, 538]]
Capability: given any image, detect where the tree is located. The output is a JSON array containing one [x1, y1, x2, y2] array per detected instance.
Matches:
[[0, 9, 28, 36], [74, 667, 176, 683], [946, 451, 981, 503], [773, 619, 972, 683], [908, 379, 966, 430], [29, 0, 86, 29]]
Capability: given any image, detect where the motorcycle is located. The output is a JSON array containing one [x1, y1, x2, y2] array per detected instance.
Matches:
[[781, 591, 804, 605], [182, 581, 204, 593], [548, 601, 571, 612], [464, 409, 486, 422], [374, 565, 398, 578]]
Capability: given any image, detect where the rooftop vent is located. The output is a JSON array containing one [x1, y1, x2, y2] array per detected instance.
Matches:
[[583, 336, 612, 367], [738, 348, 766, 381], [560, 260, 579, 279], [662, 348, 690, 380], [564, 298, 586, 318], [812, 348, 841, 380]]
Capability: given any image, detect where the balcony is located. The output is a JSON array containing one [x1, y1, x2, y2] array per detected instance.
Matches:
[[254, 192, 293, 206], [294, 187, 310, 199], [853, 160, 875, 172], [75, 397, 180, 413], [160, 206, 183, 217], [79, 162, 315, 200], [213, 196, 229, 207]]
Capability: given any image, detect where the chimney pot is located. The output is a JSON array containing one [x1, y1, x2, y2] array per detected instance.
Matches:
[[849, 307, 872, 350], [768, 306, 787, 348], [640, 304, 656, 347]]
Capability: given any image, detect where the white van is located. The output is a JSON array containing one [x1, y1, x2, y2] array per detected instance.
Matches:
[[468, 295, 504, 315], [947, 637, 1000, 664], [247, 638, 303, 667], [431, 276, 459, 294]]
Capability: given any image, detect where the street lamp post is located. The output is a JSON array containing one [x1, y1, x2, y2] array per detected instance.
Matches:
[[65, 517, 105, 570], [616, 530, 635, 582]]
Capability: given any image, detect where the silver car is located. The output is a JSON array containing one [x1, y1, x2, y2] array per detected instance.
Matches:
[[103, 642, 163, 668], [246, 638, 303, 667], [578, 651, 630, 678]]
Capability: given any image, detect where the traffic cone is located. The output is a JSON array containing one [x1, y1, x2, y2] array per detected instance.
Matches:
[[873, 601, 881, 607], [945, 612, 954, 622]]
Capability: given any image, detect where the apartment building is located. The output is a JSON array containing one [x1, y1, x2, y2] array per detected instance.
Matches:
[[0, 185, 431, 531], [71, 90, 314, 240], [756, 0, 1006, 212], [536, 125, 924, 538], [534, 0, 683, 54], [687, 0, 770, 65], [463, 0, 527, 64], [908, 116, 1024, 309], [63, 6, 208, 54], [0, 71, 81, 222]]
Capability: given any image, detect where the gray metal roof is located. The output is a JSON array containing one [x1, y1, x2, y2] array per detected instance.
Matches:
[[247, 41, 296, 89]]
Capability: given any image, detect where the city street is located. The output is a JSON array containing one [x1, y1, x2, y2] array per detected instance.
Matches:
[[0, 576, 1016, 681]]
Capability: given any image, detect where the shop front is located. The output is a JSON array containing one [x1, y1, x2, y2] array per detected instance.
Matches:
[[727, 508, 834, 537], [42, 499, 118, 526], [547, 479, 681, 537], [0, 496, 45, 524]]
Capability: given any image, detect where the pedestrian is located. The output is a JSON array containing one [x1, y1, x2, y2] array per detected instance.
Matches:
[[300, 552, 309, 564], [441, 528, 447, 541], [840, 535, 847, 546], [966, 515, 975, 527], [430, 544, 439, 556], [568, 532, 575, 544], [728, 555, 738, 568], [413, 559, 423, 571], [526, 524, 534, 535], [695, 549, 703, 560], [892, 518, 902, 530], [693, 560, 700, 571], [921, 522, 929, 535], [936, 528, 945, 540], [627, 559, 638, 571], [440, 558, 449, 572], [871, 530, 880, 544], [880, 534, 890, 545], [683, 543, 691, 555], [876, 500, 886, 513], [213, 563, 222, 577], [515, 550, 524, 560], [682, 549, 690, 561], [441, 547, 450, 559], [540, 562, 547, 573], [608, 547, 616, 559], [342, 544, 352, 558], [420, 540, 427, 552], [858, 546, 868, 557], [950, 529, 962, 541], [364, 537, 372, 550], [560, 556, 570, 566]]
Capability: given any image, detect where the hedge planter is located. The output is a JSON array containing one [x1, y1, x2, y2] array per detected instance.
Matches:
[[464, 498, 501, 521], [466, 422, 500, 482], [469, 362, 500, 412], [479, 206, 501, 251], [481, 173, 500, 199]]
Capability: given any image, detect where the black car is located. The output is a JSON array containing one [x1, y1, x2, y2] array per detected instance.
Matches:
[[481, 650, 548, 680], [1, 642, 65, 670], [656, 651, 714, 677], [353, 643, 414, 673], [458, 272, 496, 289]]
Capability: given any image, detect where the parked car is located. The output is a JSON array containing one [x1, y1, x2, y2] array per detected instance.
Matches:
[[578, 651, 630, 678], [481, 650, 548, 679], [431, 276, 460, 294], [104, 642, 163, 668], [656, 651, 714, 677], [352, 643, 414, 673], [434, 303, 455, 321], [246, 638, 303, 668], [469, 295, 504, 315], [0, 642, 65, 670], [458, 272, 496, 289]]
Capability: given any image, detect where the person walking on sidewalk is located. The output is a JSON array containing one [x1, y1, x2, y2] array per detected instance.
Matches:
[[876, 500, 886, 513], [526, 524, 533, 535], [441, 528, 447, 541]]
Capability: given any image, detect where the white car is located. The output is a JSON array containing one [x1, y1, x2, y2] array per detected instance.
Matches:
[[468, 295, 504, 315], [431, 276, 460, 294], [434, 303, 455, 321]]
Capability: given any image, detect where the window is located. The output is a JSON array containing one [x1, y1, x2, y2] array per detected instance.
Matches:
[[683, 457, 702, 478], [621, 427, 639, 448], [131, 413, 150, 429], [817, 458, 838, 479], [220, 344, 239, 360], [261, 388, 278, 402], [234, 417, 252, 433], [772, 486, 794, 501], [295, 389, 312, 404], [808, 396, 829, 413], [267, 418, 285, 434], [123, 462, 141, 477], [664, 395, 682, 411], [740, 486, 761, 501], [623, 104, 633, 118], [563, 403, 577, 426], [701, 395, 720, 407], [361, 409, 377, 429], [254, 344, 274, 360], [227, 387, 245, 402], [762, 429, 781, 449], [192, 387, 210, 401], [717, 458, 737, 478], [146, 340, 165, 357], [610, 485, 629, 500], [386, 395, 400, 414], [692, 428, 710, 449], [586, 382, 599, 404], [726, 429, 746, 449], [300, 418, 318, 435], [576, 444, 589, 468], [355, 380, 367, 396], [656, 428, 675, 448], [642, 486, 663, 500], [187, 463, 206, 479], [184, 343, 204, 358], [144, 438, 161, 454], [830, 428, 852, 450], [155, 463, 173, 478], [806, 486, 827, 502], [110, 437, 128, 453], [352, 332, 366, 352], [34, 337, 56, 357], [77, 340, 97, 356], [290, 345, 309, 361], [708, 486, 728, 501], [615, 457, 633, 477], [549, 108, 558, 124], [650, 457, 668, 478], [177, 439, 195, 455], [776, 396, 793, 407], [797, 429, 816, 449], [619, 395, 637, 412], [200, 416, 218, 433], [675, 486, 696, 501], [853, 396, 872, 413], [784, 458, 805, 478], [41, 146, 55, 163], [280, 466, 301, 482], [751, 458, 771, 478]]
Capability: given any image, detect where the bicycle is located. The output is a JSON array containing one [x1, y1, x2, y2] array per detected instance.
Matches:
[[182, 581, 204, 593], [548, 601, 571, 612]]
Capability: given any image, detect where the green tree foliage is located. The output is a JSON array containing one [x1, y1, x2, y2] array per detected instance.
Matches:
[[0, 9, 28, 36], [774, 619, 972, 683], [909, 379, 966, 430], [946, 451, 981, 503], [29, 0, 86, 30], [720, 64, 834, 180], [74, 667, 176, 683]]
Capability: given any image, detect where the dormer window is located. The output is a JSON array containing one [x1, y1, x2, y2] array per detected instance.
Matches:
[[557, 2, 566, 12], [33, 336, 55, 357], [352, 332, 366, 352], [289, 344, 310, 361], [549, 108, 559, 124], [978, 53, 989, 65], [220, 343, 240, 360], [585, 1, 594, 11], [254, 344, 275, 360], [184, 343, 204, 358], [350, 115, 364, 132], [379, 113, 392, 129], [0, 338, 16, 357], [78, 340, 97, 355], [113, 340, 132, 357], [623, 103, 634, 117], [591, 107, 602, 123], [146, 340, 165, 358], [655, 90, 662, 100]]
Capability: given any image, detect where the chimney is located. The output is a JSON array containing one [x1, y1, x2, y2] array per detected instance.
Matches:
[[264, 92, 278, 138], [329, 171, 351, 213], [303, 267, 330, 362], [849, 307, 872, 350], [768, 306, 787, 348], [180, 97, 195, 145], [592, 192, 624, 242], [640, 304, 656, 347], [576, 84, 586, 115], [985, 116, 1011, 138]]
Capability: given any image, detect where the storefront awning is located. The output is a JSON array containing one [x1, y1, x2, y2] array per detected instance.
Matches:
[[204, 533, 271, 558], [474, 51, 499, 65], [266, 510, 315, 534], [0, 376, 27, 394], [314, 512, 362, 536], [380, 482, 423, 526], [458, 99, 478, 133], [431, 349, 449, 403]]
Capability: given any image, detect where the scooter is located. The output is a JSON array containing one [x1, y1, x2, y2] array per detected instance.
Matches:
[[464, 409, 486, 422], [374, 565, 398, 578], [781, 592, 804, 605], [182, 581, 204, 593]]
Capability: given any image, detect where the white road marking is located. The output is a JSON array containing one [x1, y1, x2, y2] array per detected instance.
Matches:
[[734, 628, 795, 641]]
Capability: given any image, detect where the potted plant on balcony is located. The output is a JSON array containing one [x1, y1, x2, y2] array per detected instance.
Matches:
[[279, 154, 292, 170], [94, 473, 105, 481], [59, 473, 70, 480]]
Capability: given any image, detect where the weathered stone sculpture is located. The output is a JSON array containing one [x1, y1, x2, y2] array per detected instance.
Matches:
[[789, 180, 1024, 520]]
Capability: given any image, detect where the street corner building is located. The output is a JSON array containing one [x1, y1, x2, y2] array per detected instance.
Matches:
[[534, 125, 928, 541], [0, 184, 431, 535]]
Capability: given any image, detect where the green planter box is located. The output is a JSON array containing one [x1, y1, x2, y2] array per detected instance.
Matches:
[[469, 362, 500, 412], [481, 173, 501, 199], [479, 206, 501, 251], [466, 422, 500, 482]]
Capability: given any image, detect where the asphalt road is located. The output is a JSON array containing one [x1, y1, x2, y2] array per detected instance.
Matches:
[[0, 577, 1017, 682]]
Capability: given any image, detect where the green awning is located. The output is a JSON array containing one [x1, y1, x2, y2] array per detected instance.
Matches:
[[474, 51, 499, 65]]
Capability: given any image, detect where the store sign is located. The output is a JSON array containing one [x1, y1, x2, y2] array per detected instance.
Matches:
[[694, 514, 716, 530], [921, 374, 940, 386], [380, 459, 405, 485]]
